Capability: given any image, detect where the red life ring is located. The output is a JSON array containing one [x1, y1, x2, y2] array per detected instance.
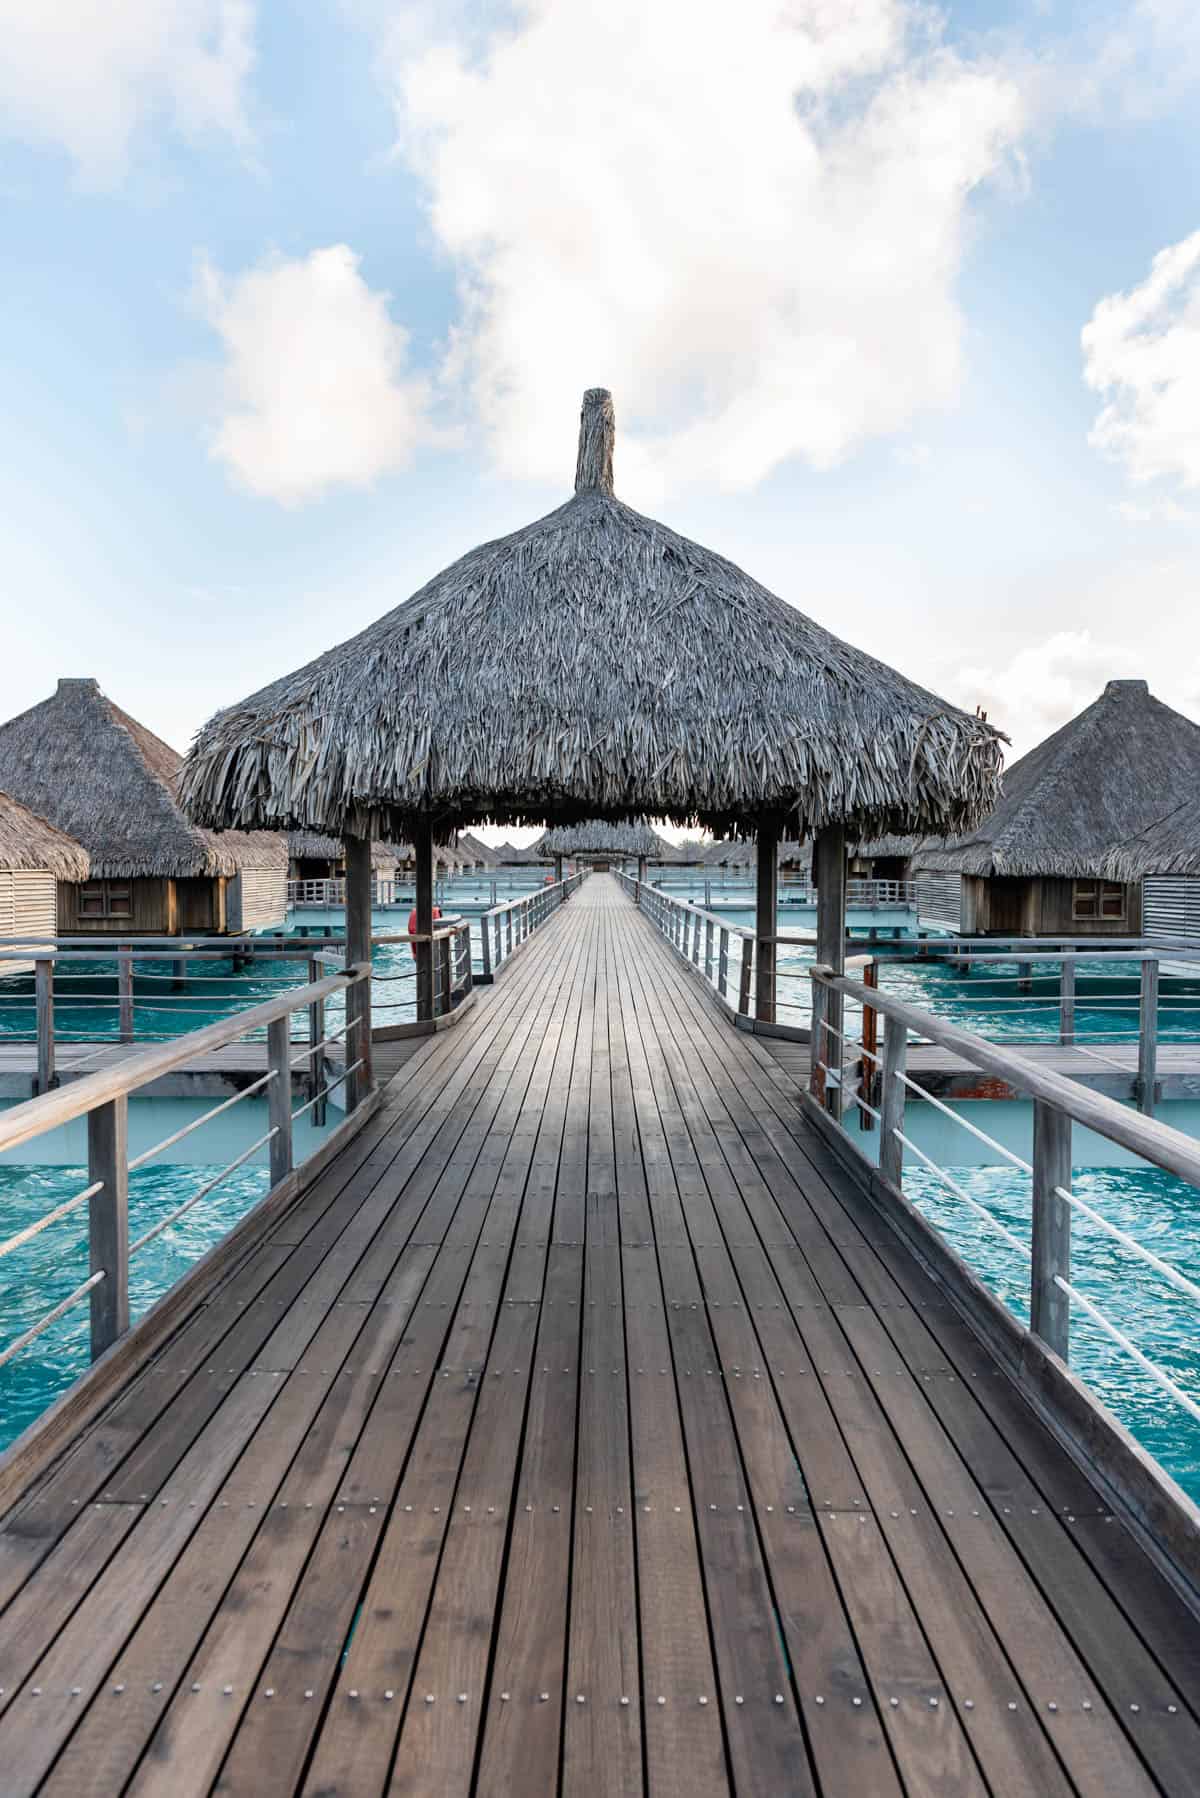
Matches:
[[408, 903, 441, 956]]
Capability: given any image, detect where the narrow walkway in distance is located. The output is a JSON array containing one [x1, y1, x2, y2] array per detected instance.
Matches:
[[0, 877, 1197, 1796]]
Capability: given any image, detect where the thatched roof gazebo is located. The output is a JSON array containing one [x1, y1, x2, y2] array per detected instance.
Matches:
[[0, 791, 90, 977], [542, 818, 662, 881], [181, 389, 1003, 1029], [0, 679, 286, 936]]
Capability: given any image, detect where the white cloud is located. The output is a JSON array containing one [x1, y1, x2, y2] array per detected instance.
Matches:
[[0, 0, 255, 184], [385, 0, 1025, 501], [950, 624, 1200, 760], [1117, 497, 1198, 524], [1083, 231, 1200, 492], [196, 245, 435, 504]]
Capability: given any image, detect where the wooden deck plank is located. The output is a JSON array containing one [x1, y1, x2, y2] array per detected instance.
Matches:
[[0, 879, 1196, 1797]]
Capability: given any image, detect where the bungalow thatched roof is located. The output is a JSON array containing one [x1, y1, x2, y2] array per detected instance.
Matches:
[[0, 791, 90, 880], [288, 830, 409, 871], [456, 831, 504, 867], [916, 680, 1200, 880], [1104, 792, 1200, 881], [542, 819, 661, 857], [0, 680, 286, 880], [179, 389, 1003, 843]]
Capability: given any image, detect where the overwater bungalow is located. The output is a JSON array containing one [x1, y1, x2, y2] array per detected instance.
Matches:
[[0, 790, 90, 975], [913, 678, 1200, 937], [287, 832, 413, 884], [0, 678, 287, 936], [849, 834, 917, 882], [1105, 789, 1200, 940], [456, 831, 503, 870]]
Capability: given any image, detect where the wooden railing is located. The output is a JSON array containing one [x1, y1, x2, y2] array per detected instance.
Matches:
[[476, 872, 586, 981], [809, 964, 1200, 1381], [0, 964, 372, 1374]]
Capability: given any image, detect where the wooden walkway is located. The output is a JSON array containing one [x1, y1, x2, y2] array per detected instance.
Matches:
[[0, 876, 1198, 1796]]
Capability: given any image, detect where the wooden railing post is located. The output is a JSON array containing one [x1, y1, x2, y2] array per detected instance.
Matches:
[[1031, 1099, 1072, 1360], [1137, 957, 1159, 1117], [738, 940, 754, 1016], [879, 1012, 908, 1187], [118, 946, 134, 1043], [345, 833, 374, 1105], [692, 913, 701, 966], [718, 929, 729, 999], [704, 918, 713, 980], [438, 932, 452, 1014], [267, 1016, 294, 1187], [87, 1096, 129, 1359], [809, 975, 827, 1107], [480, 913, 492, 979], [308, 956, 327, 1127], [859, 961, 879, 1132], [35, 957, 55, 1096], [1059, 956, 1076, 1046]]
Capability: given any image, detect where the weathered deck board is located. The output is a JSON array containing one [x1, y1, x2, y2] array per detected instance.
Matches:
[[0, 876, 1197, 1796]]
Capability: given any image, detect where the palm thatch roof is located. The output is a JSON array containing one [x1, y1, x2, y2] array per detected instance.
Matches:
[[1104, 792, 1200, 880], [179, 389, 1003, 843], [0, 791, 90, 880], [0, 680, 286, 880], [701, 836, 811, 870], [288, 830, 410, 871], [542, 819, 661, 857], [494, 838, 550, 865], [916, 681, 1200, 880], [851, 834, 920, 860]]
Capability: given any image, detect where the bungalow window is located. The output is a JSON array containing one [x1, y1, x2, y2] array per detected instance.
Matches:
[[79, 880, 133, 919], [1072, 880, 1126, 923]]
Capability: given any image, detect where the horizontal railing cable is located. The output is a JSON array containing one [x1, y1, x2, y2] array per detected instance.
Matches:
[[0, 1272, 105, 1371]]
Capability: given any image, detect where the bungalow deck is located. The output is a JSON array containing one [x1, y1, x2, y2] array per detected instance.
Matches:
[[0, 877, 1197, 1795]]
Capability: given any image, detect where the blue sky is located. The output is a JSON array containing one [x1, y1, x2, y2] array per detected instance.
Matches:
[[2, 0, 1198, 827]]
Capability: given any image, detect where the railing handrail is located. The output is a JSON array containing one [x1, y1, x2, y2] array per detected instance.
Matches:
[[0, 967, 361, 1159], [480, 873, 582, 920], [811, 965, 1200, 1188]]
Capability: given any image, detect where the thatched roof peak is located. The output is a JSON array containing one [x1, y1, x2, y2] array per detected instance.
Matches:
[[916, 678, 1200, 880], [0, 790, 90, 880], [0, 680, 286, 881], [180, 389, 1004, 843]]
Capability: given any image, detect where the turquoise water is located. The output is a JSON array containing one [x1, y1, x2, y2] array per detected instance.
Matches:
[[0, 1161, 269, 1451], [903, 1163, 1200, 1505]]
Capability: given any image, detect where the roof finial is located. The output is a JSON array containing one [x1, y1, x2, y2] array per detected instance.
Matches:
[[575, 389, 615, 496]]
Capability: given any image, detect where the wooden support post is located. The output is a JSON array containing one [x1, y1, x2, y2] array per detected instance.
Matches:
[[1137, 957, 1159, 1117], [718, 928, 729, 999], [815, 823, 847, 1122], [879, 1012, 908, 1189], [1059, 956, 1076, 1046], [118, 946, 134, 1044], [267, 1015, 294, 1187], [554, 854, 564, 885], [414, 818, 435, 1025], [308, 956, 327, 1127], [859, 960, 879, 1131], [35, 958, 55, 1096], [1017, 960, 1033, 993], [636, 855, 647, 894], [1031, 1100, 1072, 1361], [87, 1096, 129, 1360], [172, 957, 186, 992], [755, 817, 779, 1024], [704, 918, 713, 981], [480, 912, 492, 979], [344, 832, 374, 1108]]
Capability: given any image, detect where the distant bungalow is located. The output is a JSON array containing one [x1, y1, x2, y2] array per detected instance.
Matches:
[[913, 679, 1200, 937], [288, 832, 474, 882], [0, 679, 287, 936], [0, 790, 90, 974]]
